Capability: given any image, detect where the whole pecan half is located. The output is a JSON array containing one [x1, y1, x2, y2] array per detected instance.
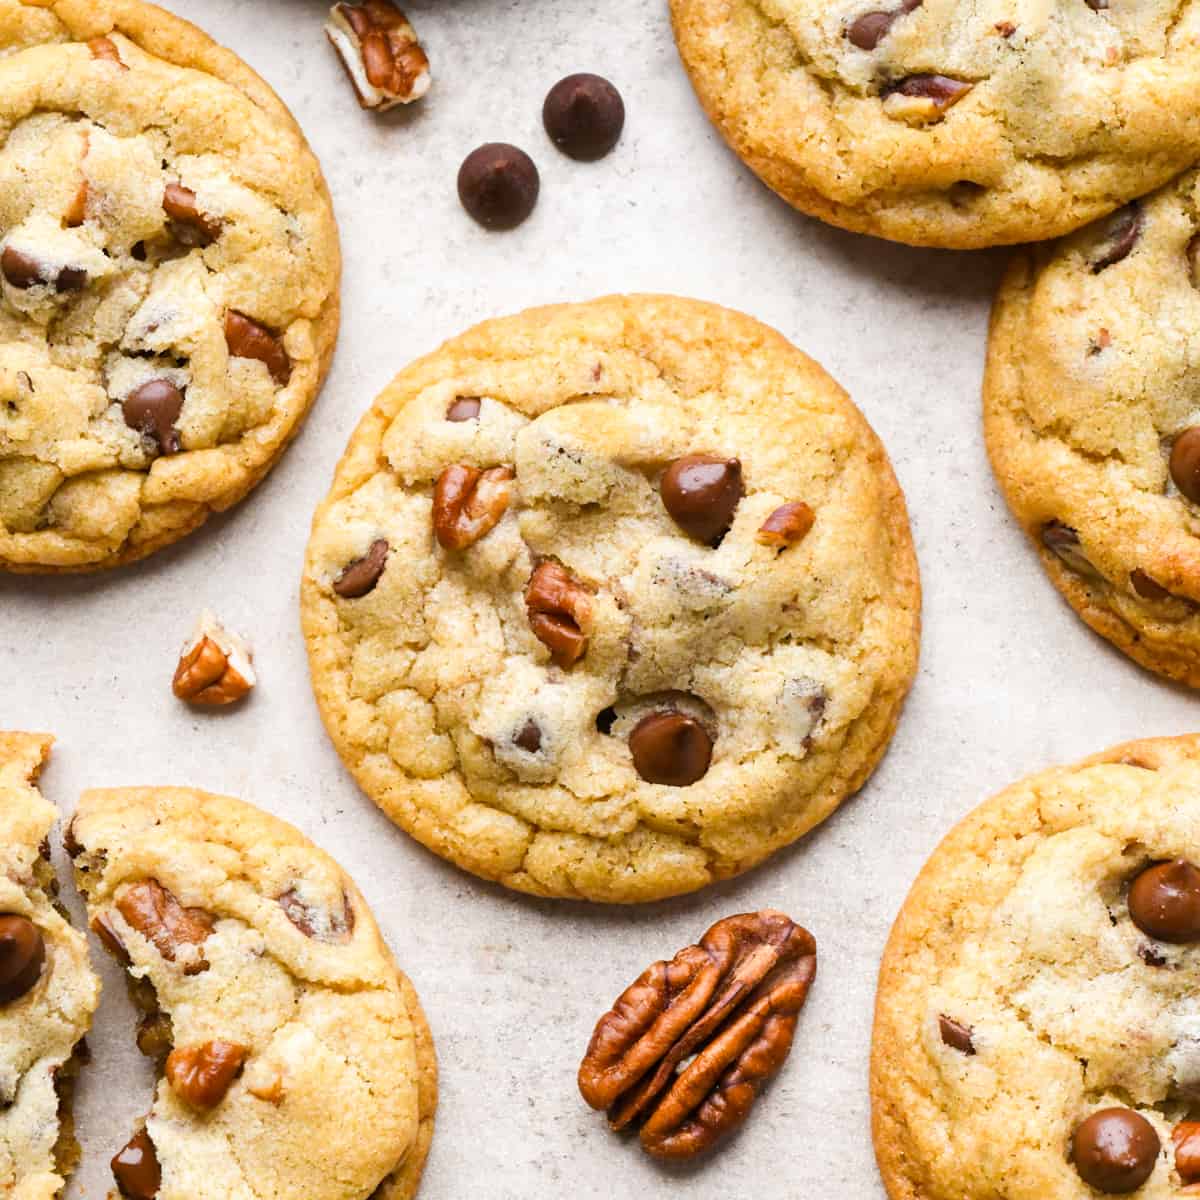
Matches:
[[579, 910, 817, 1159], [432, 464, 514, 550], [116, 878, 215, 975]]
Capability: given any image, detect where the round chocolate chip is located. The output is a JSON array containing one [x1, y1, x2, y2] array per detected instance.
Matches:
[[111, 1128, 161, 1200], [629, 711, 713, 787], [123, 380, 184, 455], [333, 538, 390, 599], [457, 144, 540, 231], [1170, 427, 1200, 505], [446, 396, 481, 422], [0, 914, 45, 1004], [847, 10, 896, 49], [1071, 1108, 1160, 1194], [543, 74, 625, 161], [1, 246, 44, 289], [1128, 860, 1200, 943], [660, 454, 743, 545]]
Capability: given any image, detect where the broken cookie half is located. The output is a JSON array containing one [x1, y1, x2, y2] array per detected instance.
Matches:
[[68, 786, 436, 1200], [0, 732, 100, 1200]]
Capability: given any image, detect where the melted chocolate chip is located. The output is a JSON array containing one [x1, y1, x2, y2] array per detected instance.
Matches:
[[111, 1129, 161, 1200], [0, 914, 45, 1004], [660, 454, 743, 545], [123, 380, 184, 455], [1128, 860, 1200, 944], [885, 74, 972, 109], [514, 720, 543, 753], [1170, 427, 1200, 505], [446, 396, 482, 422], [1091, 205, 1142, 273], [628, 711, 713, 787], [1071, 1108, 1160, 1194], [457, 144, 540, 231], [1, 247, 45, 289], [543, 74, 625, 161], [938, 1014, 976, 1055], [846, 0, 922, 49], [595, 706, 617, 735], [333, 538, 390, 599], [1130, 569, 1172, 603]]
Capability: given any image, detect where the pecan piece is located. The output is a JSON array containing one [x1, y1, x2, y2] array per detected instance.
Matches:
[[883, 74, 972, 123], [172, 611, 256, 707], [166, 1040, 248, 1110], [88, 36, 128, 68], [224, 310, 290, 386], [525, 561, 593, 668], [163, 183, 222, 247], [757, 501, 815, 548], [279, 886, 355, 943], [432, 463, 514, 550], [326, 1, 431, 110], [116, 879, 214, 974], [579, 910, 817, 1159]]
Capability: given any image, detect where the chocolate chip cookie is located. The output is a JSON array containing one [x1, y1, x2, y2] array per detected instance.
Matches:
[[1, 733, 100, 1200], [302, 295, 921, 903], [984, 176, 1200, 686], [68, 785, 436, 1200], [872, 734, 1200, 1199], [0, 0, 340, 572], [670, 0, 1200, 248]]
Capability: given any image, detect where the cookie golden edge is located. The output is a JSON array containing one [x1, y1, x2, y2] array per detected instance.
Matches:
[[667, 0, 1199, 250], [868, 732, 1200, 1200], [983, 250, 1200, 688], [71, 784, 437, 1200], [0, 0, 342, 574], [300, 292, 922, 904]]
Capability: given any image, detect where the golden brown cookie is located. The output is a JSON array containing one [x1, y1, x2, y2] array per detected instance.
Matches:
[[670, 0, 1200, 248], [302, 294, 920, 903], [0, 0, 340, 572]]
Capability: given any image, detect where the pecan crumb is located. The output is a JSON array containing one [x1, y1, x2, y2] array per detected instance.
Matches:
[[172, 610, 256, 707]]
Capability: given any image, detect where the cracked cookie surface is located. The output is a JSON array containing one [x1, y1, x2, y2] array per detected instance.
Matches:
[[985, 175, 1200, 687], [301, 295, 920, 903], [0, 0, 340, 572], [871, 734, 1200, 1200], [1, 732, 100, 1200], [670, 0, 1200, 248], [69, 785, 436, 1200]]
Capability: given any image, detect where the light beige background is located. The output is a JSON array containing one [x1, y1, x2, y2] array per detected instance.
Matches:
[[1, 0, 1195, 1196]]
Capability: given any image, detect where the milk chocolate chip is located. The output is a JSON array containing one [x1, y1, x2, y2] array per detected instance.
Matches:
[[1128, 860, 1200, 943], [629, 711, 713, 786], [661, 454, 743, 545], [543, 74, 625, 161], [123, 380, 184, 455], [846, 0, 922, 49], [111, 1129, 161, 1200], [457, 144, 540, 231], [1091, 205, 1142, 273], [224, 311, 291, 385], [1, 247, 45, 289], [1071, 1108, 1160, 1193], [1170, 427, 1200, 504], [0, 914, 45, 1004], [333, 538, 389, 599], [446, 396, 481, 422], [938, 1015, 975, 1055], [162, 183, 221, 247]]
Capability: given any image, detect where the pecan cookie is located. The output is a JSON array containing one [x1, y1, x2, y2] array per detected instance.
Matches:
[[68, 786, 436, 1200], [872, 735, 1200, 1199], [0, 0, 340, 572], [670, 0, 1200, 248], [984, 176, 1200, 687], [302, 295, 920, 903], [1, 733, 100, 1200]]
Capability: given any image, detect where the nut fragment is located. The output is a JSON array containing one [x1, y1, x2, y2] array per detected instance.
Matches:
[[116, 879, 214, 974], [579, 910, 817, 1159], [88, 36, 127, 68], [172, 610, 256, 707], [279, 886, 355, 943], [162, 183, 222, 247], [883, 74, 972, 123], [325, 1, 431, 110], [524, 561, 593, 668], [224, 310, 291, 386], [111, 1129, 159, 1200], [91, 912, 132, 966], [757, 501, 815, 548], [166, 1040, 248, 1110], [432, 463, 515, 550], [1175, 1122, 1200, 1185]]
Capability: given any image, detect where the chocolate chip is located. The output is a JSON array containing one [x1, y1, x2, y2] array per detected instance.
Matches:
[[1041, 520, 1098, 579], [1137, 943, 1168, 968], [55, 266, 87, 293], [1170, 427, 1200, 504], [1085, 0, 1109, 10], [543, 74, 625, 161], [660, 454, 743, 545], [629, 711, 713, 787], [457, 143, 540, 231], [846, 0, 923, 48], [224, 310, 291, 385], [446, 396, 481, 422], [1071, 1108, 1160, 1193], [1130, 569, 1171, 603], [938, 1014, 976, 1055], [123, 380, 184, 455], [333, 538, 389, 599], [1128, 860, 1200, 944], [1, 246, 45, 289], [111, 1129, 161, 1200], [0, 914, 45, 1004], [885, 74, 973, 110], [1091, 204, 1141, 273], [514, 720, 542, 753], [91, 913, 131, 966], [595, 707, 617, 735]]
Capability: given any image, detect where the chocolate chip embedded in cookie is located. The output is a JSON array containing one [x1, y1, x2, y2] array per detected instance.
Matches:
[[0, 3, 340, 572], [985, 172, 1200, 687], [670, 0, 1200, 248], [302, 295, 920, 902], [872, 734, 1200, 1200], [71, 785, 438, 1200]]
